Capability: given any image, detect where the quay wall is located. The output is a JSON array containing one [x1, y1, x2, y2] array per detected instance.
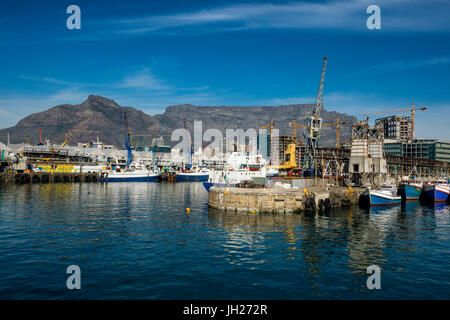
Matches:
[[208, 186, 364, 213]]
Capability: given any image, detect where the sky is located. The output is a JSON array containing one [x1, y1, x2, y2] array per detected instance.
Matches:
[[0, 0, 449, 140]]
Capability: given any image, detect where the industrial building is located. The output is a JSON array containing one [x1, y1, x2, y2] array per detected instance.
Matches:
[[384, 139, 450, 163]]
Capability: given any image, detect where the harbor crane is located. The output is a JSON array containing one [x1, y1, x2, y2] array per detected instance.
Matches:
[[123, 112, 134, 167], [291, 116, 348, 148], [303, 56, 327, 172], [61, 137, 70, 147], [359, 103, 427, 140]]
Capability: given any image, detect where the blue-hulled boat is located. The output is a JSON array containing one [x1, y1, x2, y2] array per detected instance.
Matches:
[[360, 185, 402, 207], [175, 170, 209, 182], [398, 180, 423, 200], [368, 189, 402, 206], [106, 169, 162, 182], [423, 180, 450, 202]]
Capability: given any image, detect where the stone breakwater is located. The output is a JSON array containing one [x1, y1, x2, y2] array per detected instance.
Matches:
[[208, 186, 365, 213]]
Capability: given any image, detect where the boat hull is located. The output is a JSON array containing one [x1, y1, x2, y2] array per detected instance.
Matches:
[[424, 185, 449, 202], [175, 173, 209, 182], [106, 173, 161, 182], [369, 190, 401, 206], [398, 184, 422, 200]]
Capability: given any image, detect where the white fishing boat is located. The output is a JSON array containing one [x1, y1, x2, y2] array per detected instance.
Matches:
[[203, 152, 275, 191], [105, 162, 161, 182]]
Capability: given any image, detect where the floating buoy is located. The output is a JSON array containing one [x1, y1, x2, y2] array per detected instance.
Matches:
[[303, 188, 308, 196], [250, 210, 256, 214], [186, 208, 190, 213], [224, 191, 228, 195]]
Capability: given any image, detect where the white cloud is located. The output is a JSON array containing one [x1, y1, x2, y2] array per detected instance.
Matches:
[[108, 0, 450, 35], [119, 68, 170, 90]]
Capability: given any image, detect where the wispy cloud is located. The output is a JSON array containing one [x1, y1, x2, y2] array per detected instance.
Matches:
[[99, 0, 450, 36], [370, 56, 450, 72], [118, 68, 170, 90]]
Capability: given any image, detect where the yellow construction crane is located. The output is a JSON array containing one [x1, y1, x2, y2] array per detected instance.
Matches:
[[288, 120, 306, 138], [259, 120, 276, 135], [26, 136, 30, 145], [359, 103, 427, 140], [321, 116, 348, 147], [61, 137, 70, 147]]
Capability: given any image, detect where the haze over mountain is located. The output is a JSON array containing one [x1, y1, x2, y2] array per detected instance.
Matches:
[[0, 95, 356, 148]]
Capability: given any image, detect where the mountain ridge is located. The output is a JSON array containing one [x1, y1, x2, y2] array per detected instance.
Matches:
[[0, 95, 356, 148]]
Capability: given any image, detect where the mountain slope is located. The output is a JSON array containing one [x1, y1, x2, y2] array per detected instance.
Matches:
[[0, 95, 160, 147], [0, 95, 357, 148]]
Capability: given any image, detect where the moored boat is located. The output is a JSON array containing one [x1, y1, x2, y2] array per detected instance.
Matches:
[[175, 168, 209, 182], [368, 189, 402, 206], [105, 162, 161, 182], [398, 179, 423, 200], [360, 184, 402, 207], [203, 152, 271, 191], [423, 180, 450, 202]]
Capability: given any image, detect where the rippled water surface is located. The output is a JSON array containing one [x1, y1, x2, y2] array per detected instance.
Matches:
[[0, 182, 449, 299]]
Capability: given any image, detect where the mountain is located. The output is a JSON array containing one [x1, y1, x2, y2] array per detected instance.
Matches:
[[0, 95, 357, 148], [155, 104, 356, 147], [0, 95, 160, 148]]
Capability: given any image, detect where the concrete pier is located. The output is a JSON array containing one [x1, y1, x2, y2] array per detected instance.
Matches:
[[1, 171, 102, 184], [208, 186, 364, 213]]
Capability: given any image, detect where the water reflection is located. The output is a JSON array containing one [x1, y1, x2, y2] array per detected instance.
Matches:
[[207, 201, 450, 297]]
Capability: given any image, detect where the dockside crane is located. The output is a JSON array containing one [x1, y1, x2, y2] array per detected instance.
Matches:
[[303, 56, 327, 172], [61, 137, 70, 147], [359, 103, 427, 140], [123, 112, 134, 167]]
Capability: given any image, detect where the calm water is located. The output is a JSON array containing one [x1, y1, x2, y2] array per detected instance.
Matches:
[[0, 182, 449, 299]]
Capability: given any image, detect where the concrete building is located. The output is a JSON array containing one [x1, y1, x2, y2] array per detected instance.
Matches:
[[384, 139, 450, 162], [375, 115, 413, 141]]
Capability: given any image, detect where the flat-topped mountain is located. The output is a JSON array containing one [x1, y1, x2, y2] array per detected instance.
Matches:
[[0, 95, 356, 148]]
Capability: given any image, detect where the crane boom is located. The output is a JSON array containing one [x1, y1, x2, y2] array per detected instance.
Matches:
[[359, 103, 427, 140], [303, 56, 327, 171]]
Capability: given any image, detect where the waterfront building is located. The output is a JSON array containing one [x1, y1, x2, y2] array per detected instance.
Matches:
[[384, 139, 450, 162]]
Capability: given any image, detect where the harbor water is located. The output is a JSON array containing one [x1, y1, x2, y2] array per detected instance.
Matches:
[[0, 182, 449, 299]]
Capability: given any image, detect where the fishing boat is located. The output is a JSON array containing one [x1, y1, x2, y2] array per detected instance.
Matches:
[[398, 179, 423, 200], [175, 168, 209, 182], [203, 152, 273, 191], [423, 180, 450, 202], [105, 162, 161, 182], [360, 184, 401, 206]]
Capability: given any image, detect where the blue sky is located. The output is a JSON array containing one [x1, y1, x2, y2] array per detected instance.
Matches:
[[0, 0, 449, 140]]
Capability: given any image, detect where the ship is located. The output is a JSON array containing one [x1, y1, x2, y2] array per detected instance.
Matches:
[[360, 184, 402, 206], [203, 152, 275, 191], [175, 167, 209, 182], [423, 180, 450, 202], [398, 179, 423, 200], [105, 162, 161, 182]]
